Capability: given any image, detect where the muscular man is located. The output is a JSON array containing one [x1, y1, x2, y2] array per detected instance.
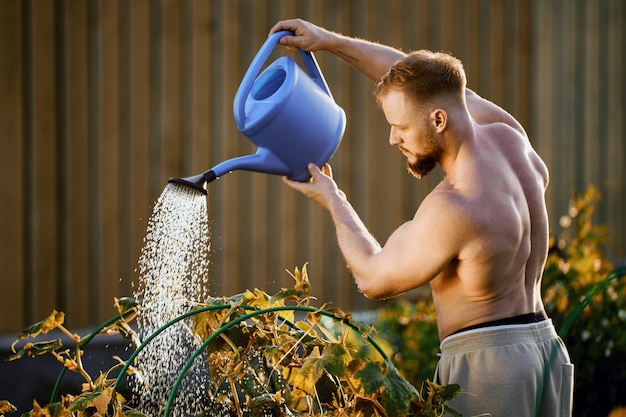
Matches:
[[270, 19, 573, 416]]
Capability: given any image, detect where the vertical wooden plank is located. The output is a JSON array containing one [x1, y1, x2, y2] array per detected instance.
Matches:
[[85, 0, 103, 324], [148, 0, 163, 201], [55, 0, 70, 320], [553, 0, 577, 225], [30, 0, 59, 323], [501, 0, 517, 117], [606, 0, 625, 259], [180, 0, 193, 176], [513, 0, 531, 128], [64, 0, 92, 326], [439, 0, 456, 52], [161, 0, 182, 182], [595, 0, 611, 226], [0, 0, 25, 331], [463, 0, 481, 89], [583, 0, 600, 191], [20, 0, 36, 326], [489, 0, 505, 105], [529, 0, 556, 225], [189, 0, 211, 178], [571, 0, 586, 191], [100, 0, 122, 319], [118, 0, 133, 296], [129, 0, 152, 295]]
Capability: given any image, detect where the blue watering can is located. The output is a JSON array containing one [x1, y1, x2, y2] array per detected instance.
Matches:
[[169, 30, 346, 195]]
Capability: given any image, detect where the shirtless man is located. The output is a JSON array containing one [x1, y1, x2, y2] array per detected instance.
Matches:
[[270, 19, 573, 416]]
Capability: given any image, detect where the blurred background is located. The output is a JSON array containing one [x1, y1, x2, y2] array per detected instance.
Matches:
[[1, 0, 625, 334]]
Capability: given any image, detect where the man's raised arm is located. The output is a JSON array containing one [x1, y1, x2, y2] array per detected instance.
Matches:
[[269, 18, 405, 82]]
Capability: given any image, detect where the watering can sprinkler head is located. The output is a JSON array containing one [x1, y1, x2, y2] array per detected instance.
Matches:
[[168, 169, 217, 196]]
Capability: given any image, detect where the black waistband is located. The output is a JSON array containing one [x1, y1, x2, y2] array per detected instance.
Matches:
[[451, 311, 548, 336]]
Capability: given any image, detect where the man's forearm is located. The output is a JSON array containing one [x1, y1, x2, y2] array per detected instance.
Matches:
[[327, 34, 406, 82], [325, 191, 382, 295]]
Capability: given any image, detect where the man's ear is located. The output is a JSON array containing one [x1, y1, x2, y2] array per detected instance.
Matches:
[[431, 109, 447, 133]]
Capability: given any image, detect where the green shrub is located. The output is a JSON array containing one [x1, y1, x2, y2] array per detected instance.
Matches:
[[371, 299, 439, 385], [543, 186, 626, 416]]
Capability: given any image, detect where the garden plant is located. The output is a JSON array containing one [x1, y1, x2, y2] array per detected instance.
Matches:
[[2, 266, 460, 417]]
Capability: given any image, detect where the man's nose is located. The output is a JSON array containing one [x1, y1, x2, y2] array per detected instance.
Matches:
[[389, 132, 401, 146]]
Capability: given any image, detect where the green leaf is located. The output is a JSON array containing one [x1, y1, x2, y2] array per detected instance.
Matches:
[[320, 343, 349, 376], [67, 389, 105, 412], [123, 409, 149, 417], [122, 408, 147, 417], [248, 393, 285, 417], [357, 361, 419, 416], [115, 297, 139, 317]]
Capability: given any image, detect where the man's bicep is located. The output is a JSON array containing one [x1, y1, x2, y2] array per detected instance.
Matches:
[[376, 212, 461, 293]]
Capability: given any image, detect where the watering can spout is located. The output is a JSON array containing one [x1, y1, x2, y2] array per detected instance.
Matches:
[[168, 149, 291, 195], [168, 170, 217, 195]]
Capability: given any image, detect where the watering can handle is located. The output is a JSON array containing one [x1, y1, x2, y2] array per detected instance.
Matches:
[[234, 30, 334, 128]]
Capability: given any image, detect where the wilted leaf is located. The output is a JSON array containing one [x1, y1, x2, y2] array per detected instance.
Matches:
[[7, 339, 63, 361], [21, 400, 70, 417], [345, 358, 365, 374], [11, 311, 65, 352], [243, 288, 272, 309], [289, 346, 324, 395], [92, 386, 114, 414], [0, 400, 17, 414], [27, 400, 50, 417], [285, 264, 312, 303], [288, 343, 348, 396]]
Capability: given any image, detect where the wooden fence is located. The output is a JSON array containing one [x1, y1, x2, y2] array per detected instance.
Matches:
[[1, 0, 624, 333]]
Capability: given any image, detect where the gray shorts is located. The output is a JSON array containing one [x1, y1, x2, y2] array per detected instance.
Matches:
[[435, 320, 574, 417]]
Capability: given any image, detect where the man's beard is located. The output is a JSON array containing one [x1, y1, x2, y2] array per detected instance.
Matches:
[[406, 130, 443, 179], [407, 150, 441, 179]]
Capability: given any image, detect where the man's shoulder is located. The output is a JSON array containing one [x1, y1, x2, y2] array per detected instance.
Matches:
[[418, 183, 477, 225]]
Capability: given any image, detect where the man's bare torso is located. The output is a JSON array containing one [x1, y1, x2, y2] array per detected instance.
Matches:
[[428, 121, 549, 339]]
